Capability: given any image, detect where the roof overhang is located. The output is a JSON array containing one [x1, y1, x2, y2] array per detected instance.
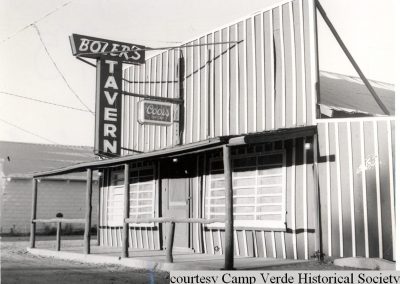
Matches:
[[228, 125, 317, 146], [33, 137, 227, 178], [5, 174, 98, 182], [33, 126, 317, 178]]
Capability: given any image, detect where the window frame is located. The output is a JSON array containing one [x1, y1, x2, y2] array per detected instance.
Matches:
[[205, 149, 287, 230], [105, 163, 157, 228]]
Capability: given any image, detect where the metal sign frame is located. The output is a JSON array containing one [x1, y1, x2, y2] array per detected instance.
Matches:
[[137, 100, 173, 126]]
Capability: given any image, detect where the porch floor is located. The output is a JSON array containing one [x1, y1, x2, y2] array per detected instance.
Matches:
[[28, 239, 310, 271]]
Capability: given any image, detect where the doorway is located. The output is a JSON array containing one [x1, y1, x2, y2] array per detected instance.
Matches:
[[160, 156, 194, 251]]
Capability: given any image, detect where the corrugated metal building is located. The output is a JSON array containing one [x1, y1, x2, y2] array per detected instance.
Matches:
[[32, 0, 395, 264]]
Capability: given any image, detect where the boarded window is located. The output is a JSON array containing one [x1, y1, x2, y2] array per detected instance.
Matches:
[[106, 162, 156, 227], [106, 184, 124, 226], [205, 150, 286, 229]]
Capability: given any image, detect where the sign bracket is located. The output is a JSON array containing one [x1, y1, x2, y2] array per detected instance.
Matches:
[[76, 57, 96, 67], [121, 147, 143, 154], [122, 91, 183, 104]]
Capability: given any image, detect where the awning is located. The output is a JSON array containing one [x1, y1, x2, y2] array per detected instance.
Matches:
[[33, 125, 316, 178]]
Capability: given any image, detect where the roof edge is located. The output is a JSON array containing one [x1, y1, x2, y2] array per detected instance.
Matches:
[[33, 126, 317, 179], [33, 137, 225, 178]]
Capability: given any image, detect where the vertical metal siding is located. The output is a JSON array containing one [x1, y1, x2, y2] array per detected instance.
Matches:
[[317, 117, 395, 261], [120, 0, 318, 154]]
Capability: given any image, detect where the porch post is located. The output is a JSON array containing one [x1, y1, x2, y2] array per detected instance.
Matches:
[[223, 145, 234, 270], [166, 222, 176, 263], [313, 134, 322, 259], [56, 221, 62, 251], [84, 168, 93, 254], [122, 163, 130, 258], [97, 172, 102, 246], [29, 178, 38, 248]]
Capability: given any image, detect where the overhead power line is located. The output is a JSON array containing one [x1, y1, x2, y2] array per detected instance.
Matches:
[[0, 91, 91, 113], [32, 24, 95, 115], [0, 1, 73, 45], [0, 117, 58, 144]]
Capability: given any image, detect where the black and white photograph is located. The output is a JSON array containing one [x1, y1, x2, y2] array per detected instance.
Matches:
[[0, 0, 397, 283]]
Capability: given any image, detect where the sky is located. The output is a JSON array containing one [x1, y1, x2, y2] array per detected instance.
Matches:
[[0, 0, 395, 146]]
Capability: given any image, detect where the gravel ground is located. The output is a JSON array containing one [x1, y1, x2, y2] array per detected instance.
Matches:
[[1, 236, 356, 284]]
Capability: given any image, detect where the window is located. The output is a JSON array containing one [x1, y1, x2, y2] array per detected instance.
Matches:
[[205, 150, 286, 229], [129, 165, 156, 226], [106, 162, 156, 227], [106, 184, 124, 226]]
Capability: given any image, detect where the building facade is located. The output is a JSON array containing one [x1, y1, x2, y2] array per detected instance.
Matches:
[[32, 0, 395, 263], [97, 0, 395, 261]]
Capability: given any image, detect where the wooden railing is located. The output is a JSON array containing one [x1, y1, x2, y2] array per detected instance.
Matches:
[[30, 150, 234, 269], [31, 216, 224, 262], [125, 217, 225, 263], [32, 218, 85, 251], [30, 170, 94, 255]]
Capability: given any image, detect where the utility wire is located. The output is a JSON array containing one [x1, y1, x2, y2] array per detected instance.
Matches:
[[0, 1, 73, 45], [0, 91, 91, 113], [0, 117, 58, 144], [32, 24, 95, 115]]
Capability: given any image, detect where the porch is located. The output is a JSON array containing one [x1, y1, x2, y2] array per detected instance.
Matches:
[[27, 238, 308, 271], [29, 126, 318, 269]]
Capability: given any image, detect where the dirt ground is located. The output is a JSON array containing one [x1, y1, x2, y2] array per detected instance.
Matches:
[[1, 236, 355, 284], [1, 236, 170, 284]]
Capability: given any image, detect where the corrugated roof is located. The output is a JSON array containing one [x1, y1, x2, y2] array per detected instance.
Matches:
[[319, 71, 395, 116], [0, 141, 98, 179]]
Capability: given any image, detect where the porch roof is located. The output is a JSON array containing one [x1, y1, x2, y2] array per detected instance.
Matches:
[[33, 125, 316, 178]]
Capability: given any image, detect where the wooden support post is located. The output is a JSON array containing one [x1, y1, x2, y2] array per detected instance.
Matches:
[[97, 172, 102, 246], [122, 164, 130, 258], [223, 145, 234, 270], [29, 178, 38, 248], [56, 221, 61, 251], [313, 134, 322, 260], [166, 222, 175, 263], [178, 53, 185, 145], [84, 168, 93, 254]]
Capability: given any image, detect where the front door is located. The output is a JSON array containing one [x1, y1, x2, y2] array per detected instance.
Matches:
[[161, 157, 192, 251]]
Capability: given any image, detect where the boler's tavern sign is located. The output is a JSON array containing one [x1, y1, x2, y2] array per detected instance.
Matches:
[[70, 34, 146, 157], [69, 34, 145, 64], [138, 100, 173, 126], [95, 59, 123, 155], [69, 34, 180, 157]]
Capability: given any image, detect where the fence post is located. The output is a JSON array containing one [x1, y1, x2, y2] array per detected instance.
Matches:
[[122, 163, 130, 258], [223, 145, 234, 270], [30, 178, 38, 248], [56, 221, 61, 251], [166, 222, 176, 263], [84, 168, 93, 254]]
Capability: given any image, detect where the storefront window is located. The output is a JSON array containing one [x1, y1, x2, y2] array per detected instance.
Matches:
[[205, 150, 286, 229], [106, 162, 156, 227]]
